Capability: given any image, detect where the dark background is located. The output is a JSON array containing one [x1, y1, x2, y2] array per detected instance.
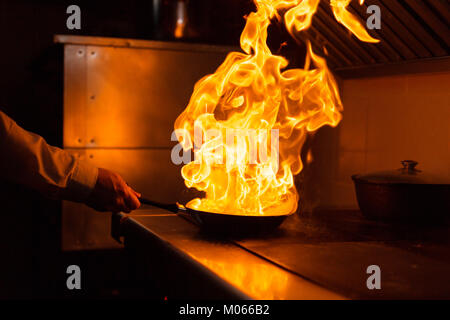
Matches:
[[0, 0, 307, 298]]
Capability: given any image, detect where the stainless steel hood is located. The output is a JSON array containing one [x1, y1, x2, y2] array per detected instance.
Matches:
[[304, 0, 450, 78]]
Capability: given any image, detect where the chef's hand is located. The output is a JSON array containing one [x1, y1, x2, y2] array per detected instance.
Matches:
[[86, 168, 141, 213]]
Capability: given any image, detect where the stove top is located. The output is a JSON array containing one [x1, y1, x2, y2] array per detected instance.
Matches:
[[112, 208, 450, 299]]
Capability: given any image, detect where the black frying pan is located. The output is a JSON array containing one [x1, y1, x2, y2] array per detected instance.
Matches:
[[139, 197, 291, 234]]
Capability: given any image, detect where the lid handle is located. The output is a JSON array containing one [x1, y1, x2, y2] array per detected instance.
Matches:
[[401, 160, 418, 172]]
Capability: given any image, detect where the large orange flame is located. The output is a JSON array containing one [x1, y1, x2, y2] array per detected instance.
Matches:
[[174, 0, 376, 216], [330, 0, 379, 43]]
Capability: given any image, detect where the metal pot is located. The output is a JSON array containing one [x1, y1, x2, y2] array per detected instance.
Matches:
[[352, 160, 450, 224]]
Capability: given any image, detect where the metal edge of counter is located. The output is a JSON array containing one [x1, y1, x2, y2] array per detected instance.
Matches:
[[111, 212, 252, 300], [54, 34, 239, 54]]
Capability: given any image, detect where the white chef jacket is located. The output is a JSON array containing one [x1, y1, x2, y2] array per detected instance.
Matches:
[[0, 110, 98, 202]]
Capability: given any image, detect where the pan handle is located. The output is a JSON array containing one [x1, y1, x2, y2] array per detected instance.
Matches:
[[139, 197, 179, 213]]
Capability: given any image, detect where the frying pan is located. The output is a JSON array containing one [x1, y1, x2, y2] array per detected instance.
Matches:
[[139, 197, 291, 234]]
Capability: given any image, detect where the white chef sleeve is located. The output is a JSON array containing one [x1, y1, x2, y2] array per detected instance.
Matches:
[[0, 110, 98, 202]]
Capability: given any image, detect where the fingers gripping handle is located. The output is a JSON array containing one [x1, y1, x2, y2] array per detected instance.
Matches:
[[139, 197, 179, 213]]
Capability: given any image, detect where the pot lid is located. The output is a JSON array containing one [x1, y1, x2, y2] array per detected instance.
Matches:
[[352, 160, 450, 185]]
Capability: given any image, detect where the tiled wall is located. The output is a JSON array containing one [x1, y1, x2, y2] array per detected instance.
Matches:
[[311, 71, 450, 210]]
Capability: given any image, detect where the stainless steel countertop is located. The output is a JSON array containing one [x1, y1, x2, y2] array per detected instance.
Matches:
[[112, 208, 450, 299], [112, 209, 345, 300]]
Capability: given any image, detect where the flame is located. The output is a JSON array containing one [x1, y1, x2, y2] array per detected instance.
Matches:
[[174, 0, 187, 38], [306, 149, 314, 164], [174, 0, 377, 216], [330, 0, 379, 43]]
